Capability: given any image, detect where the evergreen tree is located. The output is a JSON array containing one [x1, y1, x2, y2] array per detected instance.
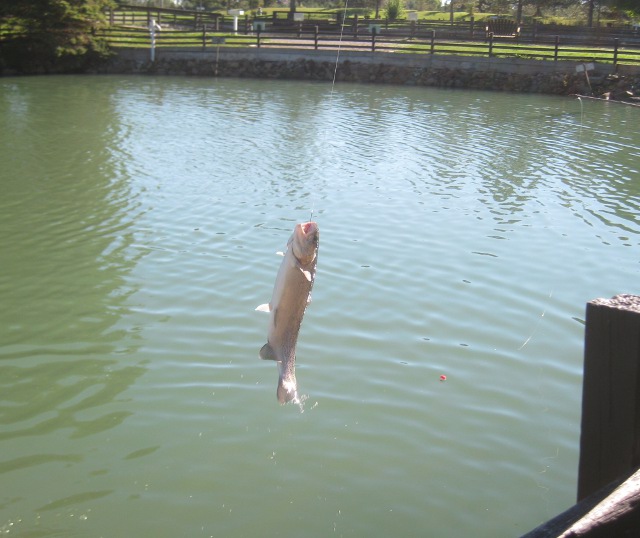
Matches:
[[0, 0, 114, 73]]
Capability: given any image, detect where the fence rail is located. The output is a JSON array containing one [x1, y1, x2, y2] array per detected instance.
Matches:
[[97, 23, 640, 65], [2, 4, 639, 66]]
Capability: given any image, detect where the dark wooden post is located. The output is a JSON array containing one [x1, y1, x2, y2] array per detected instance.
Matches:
[[314, 25, 319, 50], [554, 35, 559, 62], [257, 27, 261, 48], [430, 29, 435, 54], [613, 38, 619, 67], [353, 14, 359, 39], [470, 16, 474, 38], [578, 294, 640, 501], [371, 26, 377, 52], [202, 25, 207, 50], [488, 32, 494, 57]]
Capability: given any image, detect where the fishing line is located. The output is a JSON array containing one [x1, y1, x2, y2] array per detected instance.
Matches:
[[330, 0, 350, 100], [307, 0, 349, 222], [576, 96, 584, 141], [516, 286, 562, 517], [517, 290, 552, 350]]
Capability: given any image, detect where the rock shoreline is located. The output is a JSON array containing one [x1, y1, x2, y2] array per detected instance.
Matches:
[[101, 48, 640, 102]]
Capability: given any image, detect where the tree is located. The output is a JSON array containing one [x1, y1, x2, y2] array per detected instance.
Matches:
[[0, 0, 114, 73], [614, 0, 640, 15]]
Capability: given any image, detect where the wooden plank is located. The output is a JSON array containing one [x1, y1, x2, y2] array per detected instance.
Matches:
[[521, 471, 628, 537], [578, 294, 640, 501], [560, 467, 640, 537], [522, 467, 640, 537]]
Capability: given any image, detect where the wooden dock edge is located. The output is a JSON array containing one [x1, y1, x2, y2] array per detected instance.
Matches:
[[521, 467, 640, 537], [522, 294, 640, 537]]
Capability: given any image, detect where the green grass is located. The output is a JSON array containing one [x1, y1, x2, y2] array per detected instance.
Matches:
[[100, 16, 639, 65]]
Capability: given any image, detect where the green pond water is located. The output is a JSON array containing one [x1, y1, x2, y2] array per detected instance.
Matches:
[[1, 75, 639, 537]]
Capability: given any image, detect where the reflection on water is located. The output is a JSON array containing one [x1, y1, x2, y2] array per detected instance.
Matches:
[[0, 356, 145, 441], [0, 75, 639, 537], [0, 77, 148, 519]]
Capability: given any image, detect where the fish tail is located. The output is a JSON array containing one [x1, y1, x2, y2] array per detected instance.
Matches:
[[277, 375, 298, 404]]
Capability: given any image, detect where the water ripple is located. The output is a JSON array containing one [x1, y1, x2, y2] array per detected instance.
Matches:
[[1, 77, 639, 538]]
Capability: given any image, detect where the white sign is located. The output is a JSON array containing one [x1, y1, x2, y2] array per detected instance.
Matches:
[[576, 63, 595, 73]]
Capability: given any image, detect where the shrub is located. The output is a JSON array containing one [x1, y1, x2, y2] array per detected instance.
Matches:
[[385, 0, 405, 20]]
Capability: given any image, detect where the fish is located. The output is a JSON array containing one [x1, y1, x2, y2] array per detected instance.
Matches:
[[256, 221, 319, 403]]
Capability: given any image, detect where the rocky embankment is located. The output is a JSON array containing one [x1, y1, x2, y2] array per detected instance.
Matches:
[[587, 72, 640, 104], [102, 52, 640, 102]]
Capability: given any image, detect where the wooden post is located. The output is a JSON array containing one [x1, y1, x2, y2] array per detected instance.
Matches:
[[202, 25, 206, 50], [554, 35, 559, 62], [314, 25, 319, 50], [257, 27, 261, 48], [430, 29, 435, 54], [613, 38, 619, 67], [488, 32, 494, 57], [353, 14, 359, 39], [371, 26, 377, 52], [578, 294, 640, 501]]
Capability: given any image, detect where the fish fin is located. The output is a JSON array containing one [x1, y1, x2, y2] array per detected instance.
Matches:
[[300, 268, 312, 282], [255, 303, 271, 313], [259, 343, 278, 361], [307, 294, 312, 305]]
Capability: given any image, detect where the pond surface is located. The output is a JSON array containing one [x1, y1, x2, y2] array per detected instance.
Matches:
[[1, 75, 639, 537]]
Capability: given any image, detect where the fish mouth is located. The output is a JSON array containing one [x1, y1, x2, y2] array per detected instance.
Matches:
[[301, 221, 318, 236]]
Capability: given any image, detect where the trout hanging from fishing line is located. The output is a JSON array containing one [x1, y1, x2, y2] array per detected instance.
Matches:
[[256, 221, 319, 404]]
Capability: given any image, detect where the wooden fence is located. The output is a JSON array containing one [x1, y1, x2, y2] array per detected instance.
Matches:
[[3, 3, 638, 66], [100, 23, 640, 66], [110, 4, 640, 44]]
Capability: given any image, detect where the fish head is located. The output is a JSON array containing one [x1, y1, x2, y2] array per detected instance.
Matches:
[[292, 221, 319, 266]]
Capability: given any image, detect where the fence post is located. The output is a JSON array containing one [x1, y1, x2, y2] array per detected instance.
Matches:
[[554, 35, 559, 62], [578, 294, 640, 501], [613, 38, 619, 67], [202, 25, 206, 50], [257, 27, 261, 48], [488, 32, 494, 57], [314, 25, 319, 50], [430, 29, 436, 55], [470, 16, 474, 38], [371, 26, 377, 52], [353, 14, 359, 39]]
